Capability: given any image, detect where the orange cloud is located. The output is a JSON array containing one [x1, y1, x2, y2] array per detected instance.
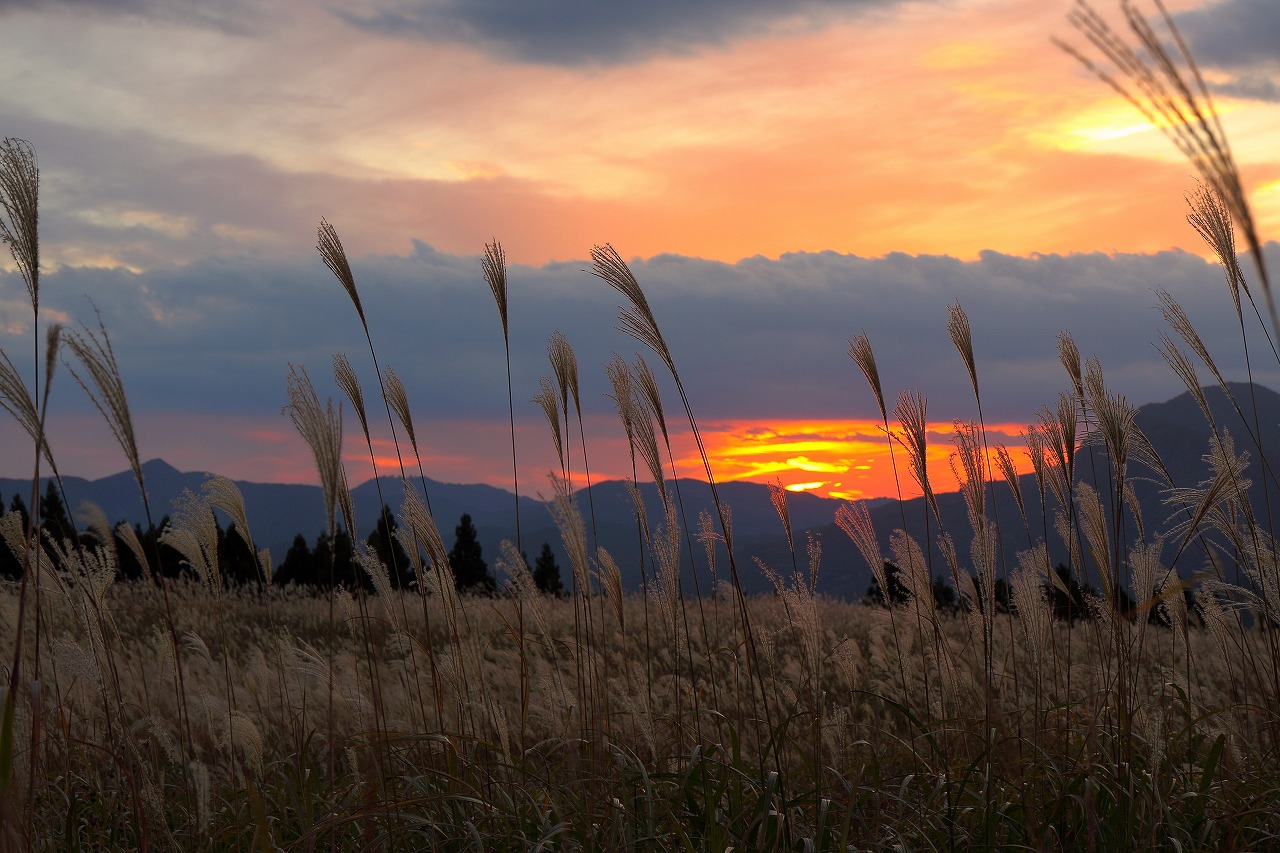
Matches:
[[660, 419, 1036, 501], [19, 1, 1278, 271], [305, 2, 1280, 267]]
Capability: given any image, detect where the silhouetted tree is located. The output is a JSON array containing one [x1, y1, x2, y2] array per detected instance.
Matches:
[[533, 542, 564, 596], [932, 575, 957, 612], [114, 516, 183, 581], [367, 504, 413, 590], [314, 530, 357, 590], [866, 561, 910, 606], [1048, 563, 1092, 622], [40, 481, 74, 544], [274, 533, 316, 586], [0, 493, 28, 579], [1114, 584, 1137, 621], [449, 513, 495, 595], [219, 521, 261, 587], [8, 493, 28, 529], [0, 539, 18, 580]]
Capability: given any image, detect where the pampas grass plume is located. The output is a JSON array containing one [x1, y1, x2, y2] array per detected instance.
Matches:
[[317, 219, 365, 331], [482, 240, 508, 341], [0, 137, 39, 312]]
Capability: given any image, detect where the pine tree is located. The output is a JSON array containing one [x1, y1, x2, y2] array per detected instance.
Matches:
[[40, 481, 74, 544], [8, 493, 28, 529], [275, 533, 316, 586], [219, 521, 261, 586], [866, 560, 909, 606], [114, 522, 149, 581], [449, 513, 495, 595], [367, 504, 412, 590], [533, 542, 564, 597], [314, 530, 357, 590]]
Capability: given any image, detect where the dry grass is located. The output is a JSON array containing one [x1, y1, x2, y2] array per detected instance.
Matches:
[[3, 3, 1280, 848], [1, 573, 1276, 849]]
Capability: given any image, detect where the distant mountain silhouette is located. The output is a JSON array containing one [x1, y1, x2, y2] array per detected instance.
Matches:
[[799, 381, 1280, 599], [2, 383, 1275, 599]]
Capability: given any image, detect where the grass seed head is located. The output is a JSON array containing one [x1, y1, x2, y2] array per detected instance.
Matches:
[[768, 478, 793, 555], [283, 364, 342, 537], [482, 239, 508, 340], [591, 244, 674, 375], [1058, 331, 1084, 400], [381, 365, 418, 455], [333, 353, 369, 442], [532, 377, 564, 471], [848, 332, 886, 421], [631, 354, 669, 442], [317, 218, 365, 331], [548, 331, 579, 416], [0, 137, 39, 313], [65, 316, 143, 501], [947, 302, 978, 401], [1187, 181, 1248, 315]]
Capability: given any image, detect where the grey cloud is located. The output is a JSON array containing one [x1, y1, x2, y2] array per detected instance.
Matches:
[[7, 115, 527, 271], [3, 243, 1271, 441], [0, 0, 266, 36], [1177, 0, 1280, 95], [1179, 0, 1280, 67], [0, 0, 148, 10], [334, 0, 902, 66], [1214, 72, 1280, 102]]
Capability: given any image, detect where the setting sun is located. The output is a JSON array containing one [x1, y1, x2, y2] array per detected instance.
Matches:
[[673, 419, 1036, 502]]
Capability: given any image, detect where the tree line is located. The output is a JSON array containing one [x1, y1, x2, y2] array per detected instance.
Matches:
[[868, 559, 1201, 627], [0, 484, 565, 597]]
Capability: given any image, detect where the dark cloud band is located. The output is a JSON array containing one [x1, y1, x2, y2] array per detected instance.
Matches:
[[335, 0, 903, 66], [2, 243, 1269, 433]]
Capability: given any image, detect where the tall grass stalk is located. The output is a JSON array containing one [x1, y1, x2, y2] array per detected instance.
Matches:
[[591, 246, 771, 748], [7, 6, 1280, 844], [483, 239, 522, 554]]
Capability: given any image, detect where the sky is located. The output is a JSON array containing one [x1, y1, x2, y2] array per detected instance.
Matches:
[[2, 0, 1280, 503]]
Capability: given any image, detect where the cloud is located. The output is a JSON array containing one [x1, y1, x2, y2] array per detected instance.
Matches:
[[334, 0, 905, 66], [4, 241, 1270, 426], [0, 0, 265, 34], [7, 1, 1277, 269], [4, 241, 1274, 488], [1173, 0, 1280, 101], [1178, 0, 1280, 70]]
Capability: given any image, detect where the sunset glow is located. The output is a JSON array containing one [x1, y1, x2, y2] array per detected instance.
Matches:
[[672, 420, 1037, 502]]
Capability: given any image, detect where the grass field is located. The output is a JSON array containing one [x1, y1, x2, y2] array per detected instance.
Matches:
[[3, 3, 1280, 850]]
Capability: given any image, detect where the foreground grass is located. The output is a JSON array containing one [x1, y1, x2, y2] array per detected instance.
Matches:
[[1, 577, 1277, 851], [5, 3, 1280, 849]]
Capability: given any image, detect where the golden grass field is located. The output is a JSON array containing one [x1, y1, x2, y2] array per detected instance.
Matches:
[[3, 3, 1280, 850]]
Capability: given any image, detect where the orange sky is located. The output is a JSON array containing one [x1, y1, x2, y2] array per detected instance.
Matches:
[[2, 0, 1278, 500], [4, 1, 1277, 270], [80, 414, 1032, 502]]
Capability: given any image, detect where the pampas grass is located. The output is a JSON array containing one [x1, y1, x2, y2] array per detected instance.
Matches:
[[6, 3, 1280, 848], [483, 239, 523, 554], [0, 138, 38, 315], [65, 317, 144, 502]]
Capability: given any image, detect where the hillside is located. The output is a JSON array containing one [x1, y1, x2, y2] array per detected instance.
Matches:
[[2, 383, 1274, 599]]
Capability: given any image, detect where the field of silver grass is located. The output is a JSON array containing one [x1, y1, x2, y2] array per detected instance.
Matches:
[[3, 3, 1280, 850]]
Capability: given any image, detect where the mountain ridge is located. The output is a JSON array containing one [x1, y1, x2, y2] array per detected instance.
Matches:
[[2, 383, 1274, 599]]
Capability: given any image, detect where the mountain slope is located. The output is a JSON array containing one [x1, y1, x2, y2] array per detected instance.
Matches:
[[2, 384, 1273, 599]]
